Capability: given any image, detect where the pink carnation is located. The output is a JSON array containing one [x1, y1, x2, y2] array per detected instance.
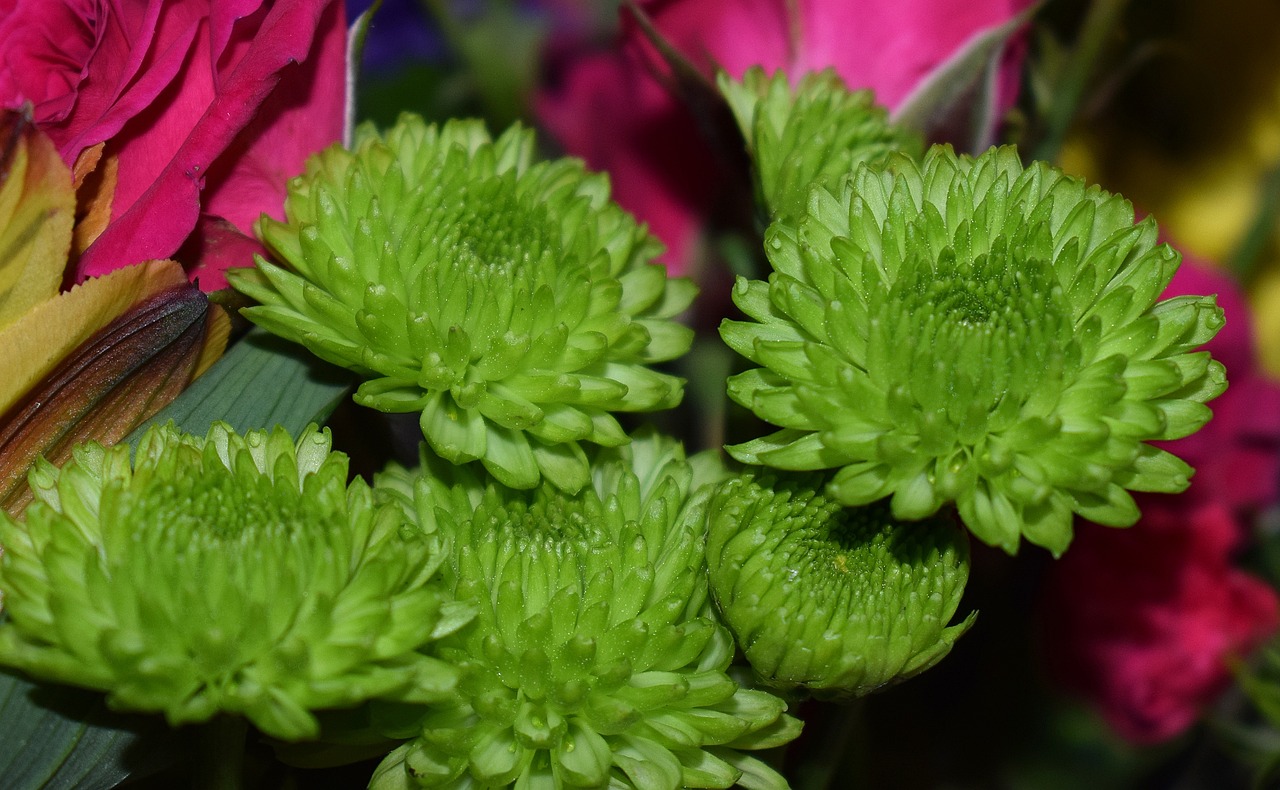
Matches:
[[1045, 497, 1278, 742], [1042, 256, 1280, 743], [536, 0, 1029, 272], [0, 0, 347, 291]]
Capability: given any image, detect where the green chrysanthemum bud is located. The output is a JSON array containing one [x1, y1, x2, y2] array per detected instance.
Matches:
[[718, 67, 922, 224], [0, 422, 471, 740], [371, 433, 799, 790], [721, 146, 1227, 555], [706, 473, 973, 696], [229, 115, 697, 493]]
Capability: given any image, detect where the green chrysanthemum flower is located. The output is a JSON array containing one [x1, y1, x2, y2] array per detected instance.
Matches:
[[0, 422, 471, 740], [706, 472, 973, 696], [371, 434, 799, 790], [718, 67, 922, 224], [721, 146, 1227, 555], [229, 115, 696, 492]]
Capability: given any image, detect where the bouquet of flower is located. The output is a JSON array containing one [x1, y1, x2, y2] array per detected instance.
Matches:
[[2, 1, 1280, 788]]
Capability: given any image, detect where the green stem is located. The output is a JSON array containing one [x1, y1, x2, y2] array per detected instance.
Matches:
[[193, 716, 248, 790], [793, 700, 865, 790], [1031, 0, 1130, 163]]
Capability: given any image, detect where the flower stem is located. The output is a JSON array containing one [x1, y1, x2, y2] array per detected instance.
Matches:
[[194, 716, 248, 790], [793, 700, 866, 790], [1031, 0, 1130, 164]]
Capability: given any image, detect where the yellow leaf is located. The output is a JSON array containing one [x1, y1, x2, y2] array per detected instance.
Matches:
[[0, 259, 187, 416], [0, 109, 75, 331]]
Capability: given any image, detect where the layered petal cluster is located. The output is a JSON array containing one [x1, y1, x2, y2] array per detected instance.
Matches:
[[722, 146, 1227, 554], [0, 423, 469, 740], [719, 67, 922, 223], [706, 472, 973, 696], [371, 434, 799, 790], [231, 115, 695, 493]]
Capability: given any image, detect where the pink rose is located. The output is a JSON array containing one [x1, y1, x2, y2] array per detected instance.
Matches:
[[1041, 257, 1280, 743], [0, 0, 347, 291], [536, 0, 1029, 272]]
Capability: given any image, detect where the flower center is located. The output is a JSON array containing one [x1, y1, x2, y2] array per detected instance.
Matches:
[[447, 179, 558, 272], [876, 242, 1078, 439], [404, 173, 575, 377], [478, 492, 608, 561]]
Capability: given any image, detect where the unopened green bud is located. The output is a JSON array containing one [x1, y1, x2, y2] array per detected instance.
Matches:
[[719, 66, 922, 223], [707, 473, 973, 697]]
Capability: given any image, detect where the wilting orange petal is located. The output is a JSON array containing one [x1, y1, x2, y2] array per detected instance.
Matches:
[[72, 142, 104, 190], [0, 110, 75, 330], [71, 145, 117, 260], [0, 282, 229, 515]]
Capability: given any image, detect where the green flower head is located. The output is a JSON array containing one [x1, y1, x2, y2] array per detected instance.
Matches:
[[706, 473, 973, 697], [0, 423, 471, 740], [718, 66, 923, 224], [721, 146, 1227, 555], [229, 115, 696, 493], [371, 433, 800, 790]]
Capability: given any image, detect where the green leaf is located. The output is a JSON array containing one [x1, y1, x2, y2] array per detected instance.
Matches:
[[345, 0, 383, 147], [127, 328, 353, 441], [0, 672, 182, 789], [0, 329, 352, 788], [891, 3, 1040, 151]]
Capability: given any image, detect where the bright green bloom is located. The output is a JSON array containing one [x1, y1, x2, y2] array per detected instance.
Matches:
[[722, 146, 1226, 555], [371, 434, 799, 790], [706, 472, 973, 696], [230, 115, 696, 493], [718, 67, 922, 224], [0, 423, 471, 740]]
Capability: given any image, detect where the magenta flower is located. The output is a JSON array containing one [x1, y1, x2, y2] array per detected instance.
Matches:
[[1043, 497, 1278, 743], [1155, 262, 1280, 511], [536, 0, 1029, 272], [0, 0, 347, 291], [1041, 257, 1280, 743]]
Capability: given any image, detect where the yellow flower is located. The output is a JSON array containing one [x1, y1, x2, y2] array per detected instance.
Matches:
[[1059, 0, 1280, 373]]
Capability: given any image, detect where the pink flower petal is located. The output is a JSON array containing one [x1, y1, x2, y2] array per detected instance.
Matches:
[[1043, 497, 1279, 743], [796, 0, 1028, 109], [637, 0, 791, 78], [538, 0, 1030, 272], [179, 216, 267, 292], [50, 0, 185, 163], [203, 0, 346, 232], [537, 48, 719, 272], [76, 0, 342, 282]]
